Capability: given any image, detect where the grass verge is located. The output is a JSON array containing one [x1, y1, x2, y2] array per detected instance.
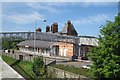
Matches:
[[12, 63, 34, 80], [2, 55, 16, 65], [2, 55, 35, 79], [18, 60, 36, 78]]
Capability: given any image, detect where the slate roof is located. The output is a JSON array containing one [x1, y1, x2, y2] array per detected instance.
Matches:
[[17, 40, 58, 48], [61, 23, 68, 34], [61, 21, 78, 36]]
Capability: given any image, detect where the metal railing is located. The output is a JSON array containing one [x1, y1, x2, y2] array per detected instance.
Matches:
[[0, 32, 79, 44]]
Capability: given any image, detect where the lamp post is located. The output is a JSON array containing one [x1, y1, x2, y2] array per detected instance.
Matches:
[[34, 19, 46, 58], [33, 20, 36, 58]]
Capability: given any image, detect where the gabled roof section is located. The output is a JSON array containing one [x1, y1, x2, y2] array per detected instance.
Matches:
[[61, 20, 78, 36], [61, 23, 68, 34]]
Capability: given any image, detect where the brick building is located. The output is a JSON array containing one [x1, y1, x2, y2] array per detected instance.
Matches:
[[17, 20, 77, 58]]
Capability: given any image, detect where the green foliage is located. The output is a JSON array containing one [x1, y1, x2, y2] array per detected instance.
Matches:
[[2, 55, 16, 65], [2, 41, 12, 49], [19, 60, 36, 78], [88, 14, 120, 78], [32, 56, 46, 77], [2, 38, 22, 50]]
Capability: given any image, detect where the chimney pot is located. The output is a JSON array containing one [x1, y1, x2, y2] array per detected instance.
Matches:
[[67, 20, 71, 24], [51, 22, 58, 33], [36, 28, 42, 32], [46, 25, 50, 32]]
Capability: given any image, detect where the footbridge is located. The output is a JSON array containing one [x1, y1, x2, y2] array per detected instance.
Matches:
[[0, 32, 79, 44]]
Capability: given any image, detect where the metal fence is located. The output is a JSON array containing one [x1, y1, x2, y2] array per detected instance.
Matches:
[[0, 32, 79, 44]]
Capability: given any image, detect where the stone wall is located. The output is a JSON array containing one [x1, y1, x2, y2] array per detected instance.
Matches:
[[47, 66, 87, 79]]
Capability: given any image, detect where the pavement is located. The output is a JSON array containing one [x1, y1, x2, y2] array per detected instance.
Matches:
[[0, 55, 25, 79]]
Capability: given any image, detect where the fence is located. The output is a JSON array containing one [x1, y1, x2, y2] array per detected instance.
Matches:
[[2, 50, 55, 65], [2, 50, 34, 62]]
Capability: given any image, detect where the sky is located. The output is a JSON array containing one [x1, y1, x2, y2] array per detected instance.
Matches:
[[2, 1, 119, 37]]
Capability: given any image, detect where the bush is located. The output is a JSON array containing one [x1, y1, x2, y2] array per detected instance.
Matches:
[[32, 56, 46, 77]]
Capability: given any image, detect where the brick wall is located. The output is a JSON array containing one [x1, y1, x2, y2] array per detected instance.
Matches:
[[59, 43, 73, 57]]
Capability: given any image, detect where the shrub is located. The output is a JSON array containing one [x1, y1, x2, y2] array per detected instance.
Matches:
[[32, 56, 45, 77]]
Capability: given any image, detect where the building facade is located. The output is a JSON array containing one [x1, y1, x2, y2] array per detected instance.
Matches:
[[17, 40, 74, 57], [78, 36, 99, 57]]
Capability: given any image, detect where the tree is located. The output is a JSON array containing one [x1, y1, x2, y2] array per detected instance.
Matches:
[[2, 38, 21, 50], [32, 56, 46, 77], [2, 41, 12, 49], [88, 14, 120, 79]]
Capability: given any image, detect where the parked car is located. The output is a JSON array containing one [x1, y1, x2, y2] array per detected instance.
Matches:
[[81, 57, 88, 60], [82, 64, 91, 69]]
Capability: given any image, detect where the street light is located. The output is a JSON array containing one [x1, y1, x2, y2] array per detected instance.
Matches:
[[34, 19, 46, 58]]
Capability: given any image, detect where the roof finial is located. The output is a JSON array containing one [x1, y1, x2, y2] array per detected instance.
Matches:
[[67, 20, 71, 24]]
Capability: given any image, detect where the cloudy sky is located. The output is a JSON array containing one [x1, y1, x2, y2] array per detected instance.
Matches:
[[2, 1, 119, 36]]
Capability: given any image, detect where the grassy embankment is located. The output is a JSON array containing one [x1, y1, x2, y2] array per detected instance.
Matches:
[[2, 54, 94, 79], [2, 55, 35, 79]]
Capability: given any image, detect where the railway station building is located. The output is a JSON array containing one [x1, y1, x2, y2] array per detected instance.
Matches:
[[17, 20, 98, 58]]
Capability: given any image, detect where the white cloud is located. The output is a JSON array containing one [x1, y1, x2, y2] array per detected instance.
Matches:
[[3, 12, 45, 24], [27, 3, 62, 13], [72, 14, 110, 26], [27, 2, 115, 14]]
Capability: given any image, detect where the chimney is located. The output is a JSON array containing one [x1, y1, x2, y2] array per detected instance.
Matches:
[[67, 20, 72, 35], [46, 25, 50, 32], [51, 22, 58, 33], [36, 28, 42, 32]]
